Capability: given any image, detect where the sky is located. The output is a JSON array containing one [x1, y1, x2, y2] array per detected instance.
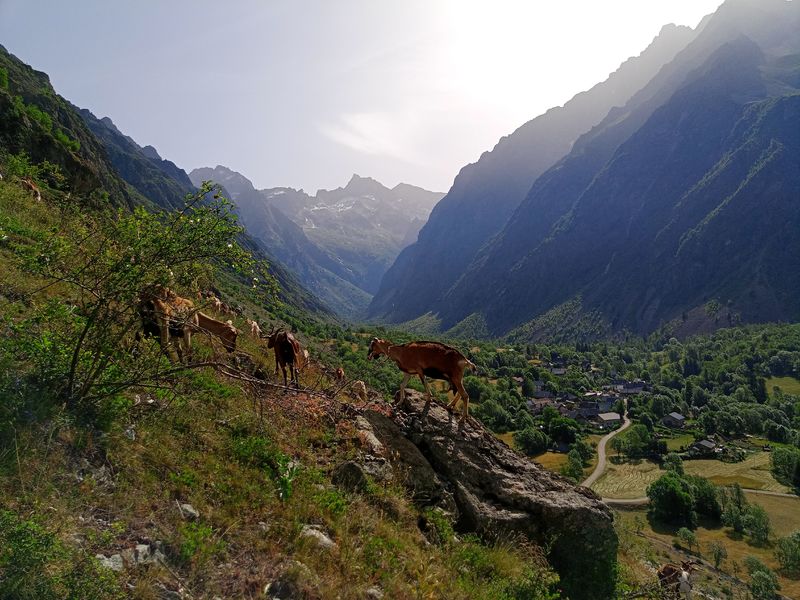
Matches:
[[0, 1, 723, 193]]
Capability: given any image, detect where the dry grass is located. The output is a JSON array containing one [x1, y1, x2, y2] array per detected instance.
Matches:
[[615, 495, 800, 599], [591, 459, 662, 499], [684, 452, 789, 493]]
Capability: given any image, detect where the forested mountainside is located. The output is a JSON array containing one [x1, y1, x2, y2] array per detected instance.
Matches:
[[77, 109, 195, 210], [367, 21, 696, 322], [371, 0, 800, 343], [190, 166, 442, 320]]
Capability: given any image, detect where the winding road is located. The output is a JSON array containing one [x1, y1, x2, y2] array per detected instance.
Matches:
[[581, 400, 631, 489], [581, 401, 799, 505]]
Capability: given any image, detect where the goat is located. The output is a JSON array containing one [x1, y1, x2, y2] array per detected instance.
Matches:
[[658, 561, 697, 599], [352, 379, 368, 402], [20, 176, 42, 202], [335, 367, 345, 381], [246, 318, 262, 338], [138, 287, 198, 363], [196, 311, 239, 353], [367, 338, 476, 420], [267, 329, 303, 387]]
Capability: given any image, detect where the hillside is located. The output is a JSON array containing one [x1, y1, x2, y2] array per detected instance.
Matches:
[[440, 0, 800, 339], [371, 0, 800, 341], [367, 21, 696, 323]]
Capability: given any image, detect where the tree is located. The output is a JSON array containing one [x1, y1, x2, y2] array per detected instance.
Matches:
[[677, 527, 697, 553], [647, 473, 697, 528], [571, 438, 594, 466], [663, 452, 684, 476], [560, 448, 585, 483], [708, 540, 727, 569], [744, 505, 771, 545], [514, 427, 550, 456], [745, 556, 780, 600], [775, 530, 800, 576]]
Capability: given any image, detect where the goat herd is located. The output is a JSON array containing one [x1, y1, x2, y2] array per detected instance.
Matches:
[[137, 286, 477, 420]]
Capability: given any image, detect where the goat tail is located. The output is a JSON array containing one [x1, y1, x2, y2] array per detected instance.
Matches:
[[466, 359, 477, 373]]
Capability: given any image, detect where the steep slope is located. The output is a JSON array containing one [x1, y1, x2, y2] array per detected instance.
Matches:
[[0, 44, 140, 207], [443, 13, 800, 338], [367, 22, 696, 322], [190, 166, 371, 319], [77, 110, 196, 210]]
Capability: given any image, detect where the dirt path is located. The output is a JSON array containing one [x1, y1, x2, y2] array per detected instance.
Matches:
[[582, 400, 630, 488]]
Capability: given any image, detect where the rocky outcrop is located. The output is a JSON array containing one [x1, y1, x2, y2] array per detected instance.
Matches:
[[360, 391, 618, 600]]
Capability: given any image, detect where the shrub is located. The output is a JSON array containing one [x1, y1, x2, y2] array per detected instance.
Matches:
[[775, 530, 800, 575]]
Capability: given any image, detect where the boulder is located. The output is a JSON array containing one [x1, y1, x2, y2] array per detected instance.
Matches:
[[332, 461, 369, 493], [299, 524, 336, 551], [363, 390, 618, 600]]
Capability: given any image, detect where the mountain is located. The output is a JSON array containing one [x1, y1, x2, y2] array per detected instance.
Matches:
[[190, 166, 374, 320], [437, 0, 800, 339], [367, 22, 696, 322], [77, 110, 196, 210], [189, 166, 443, 319], [0, 44, 141, 208]]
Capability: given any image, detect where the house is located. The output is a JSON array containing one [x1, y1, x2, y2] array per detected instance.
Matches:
[[690, 439, 717, 456], [662, 412, 686, 428], [527, 398, 555, 415], [532, 390, 555, 400], [596, 412, 622, 429], [621, 380, 646, 394], [548, 364, 567, 376]]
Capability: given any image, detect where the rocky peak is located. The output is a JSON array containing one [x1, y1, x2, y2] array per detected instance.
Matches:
[[357, 390, 618, 600]]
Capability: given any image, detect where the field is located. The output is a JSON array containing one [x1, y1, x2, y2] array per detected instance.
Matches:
[[766, 376, 800, 397], [592, 459, 662, 498], [616, 493, 800, 599], [665, 432, 695, 451], [592, 452, 789, 499], [684, 452, 790, 493]]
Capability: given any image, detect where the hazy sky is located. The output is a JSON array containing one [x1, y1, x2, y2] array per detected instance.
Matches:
[[0, 1, 722, 193]]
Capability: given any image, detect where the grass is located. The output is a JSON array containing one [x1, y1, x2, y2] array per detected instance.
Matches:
[[665, 433, 695, 452], [766, 376, 800, 397], [683, 452, 789, 493], [592, 452, 789, 499], [615, 494, 800, 599], [533, 452, 570, 472]]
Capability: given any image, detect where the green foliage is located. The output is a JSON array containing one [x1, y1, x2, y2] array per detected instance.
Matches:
[[514, 427, 550, 456], [54, 128, 80, 152], [647, 472, 697, 528], [663, 452, 685, 476], [422, 507, 455, 545], [177, 522, 225, 565], [0, 66, 8, 89], [745, 556, 780, 600], [743, 504, 771, 545], [708, 540, 727, 568], [676, 527, 697, 553], [560, 448, 585, 482], [0, 510, 123, 599], [771, 446, 800, 490], [774, 530, 800, 576], [229, 433, 297, 500]]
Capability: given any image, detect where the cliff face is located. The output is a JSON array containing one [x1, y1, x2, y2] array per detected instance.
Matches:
[[357, 391, 618, 600]]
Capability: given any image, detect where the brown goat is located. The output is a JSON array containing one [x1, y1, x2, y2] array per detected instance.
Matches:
[[267, 330, 303, 387], [20, 176, 42, 202], [367, 338, 476, 420], [196, 312, 239, 353], [138, 287, 198, 363], [335, 367, 345, 381], [246, 318, 262, 338]]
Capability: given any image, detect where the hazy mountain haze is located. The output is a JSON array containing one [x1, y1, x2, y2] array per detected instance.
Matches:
[[0, 0, 722, 193]]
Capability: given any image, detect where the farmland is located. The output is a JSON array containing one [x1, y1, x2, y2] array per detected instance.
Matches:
[[766, 375, 800, 397]]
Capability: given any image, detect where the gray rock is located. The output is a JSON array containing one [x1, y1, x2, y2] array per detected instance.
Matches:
[[332, 461, 369, 493], [264, 560, 318, 599], [179, 503, 199, 520], [299, 524, 336, 550], [95, 553, 124, 571], [363, 390, 618, 600], [364, 586, 384, 599], [362, 458, 392, 482]]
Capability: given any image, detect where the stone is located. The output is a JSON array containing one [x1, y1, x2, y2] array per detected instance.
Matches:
[[299, 524, 336, 550], [179, 503, 199, 520], [264, 560, 318, 599], [95, 553, 124, 571], [332, 461, 369, 493], [364, 586, 384, 599], [363, 390, 618, 600]]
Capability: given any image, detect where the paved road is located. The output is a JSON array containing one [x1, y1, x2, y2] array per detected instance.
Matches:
[[581, 400, 631, 488], [603, 487, 800, 506]]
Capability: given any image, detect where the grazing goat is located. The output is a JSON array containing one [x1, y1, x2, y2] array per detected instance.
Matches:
[[196, 312, 239, 353], [20, 176, 42, 202], [138, 287, 198, 363], [246, 318, 262, 338], [367, 338, 476, 420], [658, 561, 697, 599], [352, 380, 368, 402], [267, 329, 304, 387], [335, 367, 345, 381]]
